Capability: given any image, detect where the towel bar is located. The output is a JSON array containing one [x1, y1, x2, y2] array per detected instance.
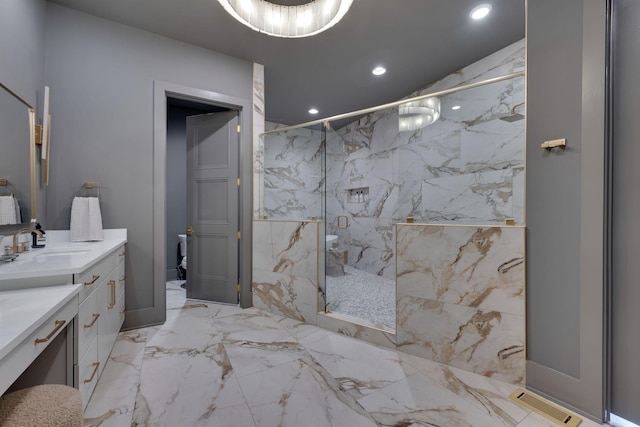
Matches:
[[76, 181, 100, 199]]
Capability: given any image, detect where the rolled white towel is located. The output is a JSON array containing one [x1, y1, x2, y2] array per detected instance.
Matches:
[[88, 197, 104, 241], [0, 195, 17, 225], [70, 197, 90, 241]]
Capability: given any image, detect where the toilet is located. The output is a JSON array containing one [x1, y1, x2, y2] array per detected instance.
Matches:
[[177, 233, 187, 280]]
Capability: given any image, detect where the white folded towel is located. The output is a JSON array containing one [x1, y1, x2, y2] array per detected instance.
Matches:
[[88, 197, 104, 241], [70, 196, 104, 241], [0, 195, 17, 225]]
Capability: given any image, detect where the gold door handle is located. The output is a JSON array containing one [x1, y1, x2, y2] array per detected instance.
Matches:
[[186, 226, 193, 236], [83, 313, 100, 329], [118, 250, 126, 257], [84, 275, 100, 286], [35, 320, 66, 344], [119, 275, 126, 282], [83, 362, 100, 384]]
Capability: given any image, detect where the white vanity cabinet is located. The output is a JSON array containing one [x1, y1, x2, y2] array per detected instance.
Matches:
[[73, 243, 126, 408], [0, 229, 127, 407]]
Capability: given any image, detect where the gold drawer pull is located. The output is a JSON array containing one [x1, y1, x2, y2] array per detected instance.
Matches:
[[34, 320, 66, 344], [118, 251, 126, 256], [108, 280, 116, 309], [83, 362, 100, 384], [84, 275, 100, 286], [83, 313, 100, 329], [119, 275, 127, 282]]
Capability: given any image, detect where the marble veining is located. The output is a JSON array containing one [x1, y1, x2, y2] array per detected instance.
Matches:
[[252, 220, 319, 279], [84, 284, 603, 427], [396, 224, 525, 384], [252, 220, 320, 324], [253, 63, 265, 219], [260, 40, 525, 287]]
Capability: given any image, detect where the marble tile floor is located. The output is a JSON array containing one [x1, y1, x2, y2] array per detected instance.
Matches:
[[326, 266, 395, 332], [82, 281, 607, 427]]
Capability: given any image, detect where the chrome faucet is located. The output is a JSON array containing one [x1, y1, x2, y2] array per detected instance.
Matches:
[[12, 228, 43, 254]]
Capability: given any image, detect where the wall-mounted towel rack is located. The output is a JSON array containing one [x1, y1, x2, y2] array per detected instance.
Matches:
[[0, 179, 10, 196], [76, 181, 100, 199]]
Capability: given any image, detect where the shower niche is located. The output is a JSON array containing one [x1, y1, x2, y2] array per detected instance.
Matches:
[[347, 187, 368, 203]]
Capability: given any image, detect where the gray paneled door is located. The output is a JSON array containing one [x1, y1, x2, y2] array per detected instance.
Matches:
[[185, 111, 239, 304], [611, 0, 640, 423]]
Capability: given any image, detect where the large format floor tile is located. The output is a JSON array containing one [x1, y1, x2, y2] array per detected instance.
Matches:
[[83, 282, 609, 427]]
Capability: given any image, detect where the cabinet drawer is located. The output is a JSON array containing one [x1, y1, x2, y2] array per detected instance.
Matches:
[[75, 252, 117, 303], [76, 335, 99, 409], [116, 245, 126, 266], [117, 261, 126, 300], [98, 271, 117, 378], [115, 293, 125, 332], [78, 286, 100, 359]]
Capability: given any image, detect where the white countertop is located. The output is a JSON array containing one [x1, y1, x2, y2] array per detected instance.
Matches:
[[0, 284, 81, 362], [0, 229, 127, 281]]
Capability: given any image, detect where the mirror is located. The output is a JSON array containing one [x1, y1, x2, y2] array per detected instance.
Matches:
[[0, 82, 37, 231]]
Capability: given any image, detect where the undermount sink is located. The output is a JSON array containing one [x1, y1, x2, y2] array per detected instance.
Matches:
[[35, 248, 92, 258]]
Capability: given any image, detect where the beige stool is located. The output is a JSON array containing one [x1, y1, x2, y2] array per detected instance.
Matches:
[[0, 384, 82, 427]]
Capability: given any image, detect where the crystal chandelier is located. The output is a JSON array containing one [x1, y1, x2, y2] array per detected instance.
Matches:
[[398, 97, 441, 132], [217, 0, 354, 38]]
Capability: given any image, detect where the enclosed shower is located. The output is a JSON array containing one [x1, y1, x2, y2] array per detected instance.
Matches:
[[257, 39, 526, 333]]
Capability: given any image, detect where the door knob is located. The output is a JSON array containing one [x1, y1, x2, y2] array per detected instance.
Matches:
[[186, 226, 193, 236]]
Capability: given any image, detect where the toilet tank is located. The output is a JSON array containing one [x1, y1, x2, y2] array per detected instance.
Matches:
[[178, 234, 187, 257]]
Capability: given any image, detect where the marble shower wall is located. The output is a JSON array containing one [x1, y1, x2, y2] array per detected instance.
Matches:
[[396, 224, 525, 385], [251, 220, 525, 385], [253, 63, 265, 219], [261, 122, 324, 220], [252, 220, 321, 325], [325, 39, 525, 279]]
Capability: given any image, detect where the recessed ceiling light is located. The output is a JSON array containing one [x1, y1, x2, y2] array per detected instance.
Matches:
[[451, 105, 461, 110], [372, 66, 386, 76], [470, 4, 492, 20], [309, 108, 319, 114]]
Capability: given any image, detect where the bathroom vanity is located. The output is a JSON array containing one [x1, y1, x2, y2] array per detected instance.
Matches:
[[0, 229, 127, 408]]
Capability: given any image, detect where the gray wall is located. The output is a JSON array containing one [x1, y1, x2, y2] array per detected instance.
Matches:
[[44, 4, 253, 328], [526, 0, 606, 421], [0, 0, 47, 227], [0, 0, 45, 112], [611, 0, 640, 423]]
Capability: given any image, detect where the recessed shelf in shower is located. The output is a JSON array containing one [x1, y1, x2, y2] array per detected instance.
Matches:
[[348, 187, 369, 203]]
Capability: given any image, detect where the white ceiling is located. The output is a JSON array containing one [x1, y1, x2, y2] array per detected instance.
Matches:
[[48, 0, 525, 126]]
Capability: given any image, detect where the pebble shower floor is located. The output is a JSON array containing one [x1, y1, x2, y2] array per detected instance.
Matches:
[[326, 265, 396, 331]]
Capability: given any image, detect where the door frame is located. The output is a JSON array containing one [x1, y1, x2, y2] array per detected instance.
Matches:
[[130, 80, 252, 327]]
